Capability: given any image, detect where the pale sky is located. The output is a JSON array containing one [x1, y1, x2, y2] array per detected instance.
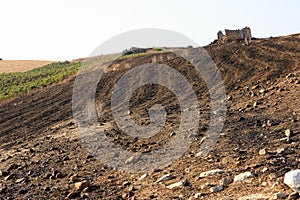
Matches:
[[0, 0, 299, 60]]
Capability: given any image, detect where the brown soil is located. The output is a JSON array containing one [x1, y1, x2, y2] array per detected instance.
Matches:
[[0, 60, 54, 73], [0, 34, 300, 199]]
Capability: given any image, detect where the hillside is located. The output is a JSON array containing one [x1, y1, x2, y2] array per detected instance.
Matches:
[[0, 34, 299, 199]]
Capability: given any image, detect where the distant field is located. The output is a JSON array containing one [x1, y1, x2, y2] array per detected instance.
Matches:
[[0, 61, 81, 100], [0, 60, 54, 73]]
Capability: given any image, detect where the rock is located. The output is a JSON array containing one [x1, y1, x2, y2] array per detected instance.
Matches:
[[277, 147, 294, 155], [166, 181, 184, 189], [266, 120, 273, 127], [0, 170, 8, 177], [219, 177, 233, 186], [288, 192, 300, 199], [259, 149, 268, 155], [284, 170, 300, 192], [259, 89, 266, 94], [285, 129, 292, 136], [194, 193, 202, 198], [253, 101, 258, 108], [7, 163, 20, 171], [199, 169, 224, 178], [285, 129, 292, 141], [272, 192, 286, 199], [125, 155, 140, 165], [122, 181, 131, 186], [170, 132, 176, 137], [67, 191, 80, 199], [56, 172, 64, 178], [234, 172, 254, 182], [69, 174, 81, 182], [18, 189, 28, 195], [0, 185, 7, 194], [200, 182, 211, 189], [81, 193, 89, 198], [138, 173, 148, 181], [155, 174, 173, 183], [74, 180, 90, 191], [15, 178, 25, 183], [122, 193, 127, 199], [261, 167, 268, 173], [209, 185, 223, 193], [4, 174, 14, 181], [261, 182, 268, 187]]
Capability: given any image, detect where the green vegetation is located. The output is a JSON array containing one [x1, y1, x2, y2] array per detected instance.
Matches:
[[0, 61, 81, 100], [153, 47, 162, 51]]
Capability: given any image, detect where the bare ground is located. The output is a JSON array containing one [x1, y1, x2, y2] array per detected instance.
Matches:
[[0, 34, 300, 199], [0, 60, 54, 73]]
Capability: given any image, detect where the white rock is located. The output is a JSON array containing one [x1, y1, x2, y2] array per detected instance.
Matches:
[[74, 180, 89, 191], [199, 169, 224, 178], [285, 129, 292, 137], [194, 193, 202, 198], [284, 169, 300, 192], [234, 172, 254, 182], [138, 173, 148, 181], [166, 181, 184, 189], [209, 185, 223, 193], [155, 174, 173, 183], [259, 149, 267, 155]]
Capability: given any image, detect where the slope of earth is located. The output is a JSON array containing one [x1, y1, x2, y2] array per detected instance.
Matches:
[[0, 34, 299, 199], [0, 60, 55, 73]]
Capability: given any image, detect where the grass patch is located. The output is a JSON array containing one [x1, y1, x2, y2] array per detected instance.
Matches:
[[0, 61, 81, 101]]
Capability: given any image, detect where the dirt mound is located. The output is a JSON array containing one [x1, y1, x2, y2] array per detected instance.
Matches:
[[0, 60, 54, 73], [0, 34, 300, 199]]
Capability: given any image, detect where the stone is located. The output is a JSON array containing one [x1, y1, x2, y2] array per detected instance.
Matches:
[[0, 170, 8, 177], [200, 182, 211, 189], [259, 89, 266, 94], [15, 178, 25, 183], [261, 182, 268, 187], [199, 169, 224, 178], [277, 147, 293, 155], [285, 129, 292, 138], [253, 101, 258, 108], [284, 170, 300, 192], [138, 173, 148, 181], [74, 180, 89, 191], [219, 177, 233, 186], [209, 185, 223, 193], [67, 191, 80, 199], [69, 174, 81, 182], [288, 192, 300, 199], [7, 163, 20, 171], [170, 132, 176, 137], [155, 174, 173, 183], [122, 181, 131, 186], [234, 172, 254, 182], [261, 167, 268, 173], [18, 189, 28, 195], [259, 149, 268, 155], [194, 193, 202, 198], [272, 192, 286, 199], [166, 181, 184, 189]]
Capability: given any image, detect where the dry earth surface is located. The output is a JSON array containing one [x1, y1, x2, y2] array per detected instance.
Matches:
[[0, 60, 54, 73], [0, 34, 300, 199]]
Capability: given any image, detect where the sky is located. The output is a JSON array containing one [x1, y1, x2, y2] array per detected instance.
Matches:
[[0, 0, 299, 60]]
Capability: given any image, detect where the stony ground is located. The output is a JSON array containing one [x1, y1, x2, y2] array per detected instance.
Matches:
[[0, 34, 299, 199]]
